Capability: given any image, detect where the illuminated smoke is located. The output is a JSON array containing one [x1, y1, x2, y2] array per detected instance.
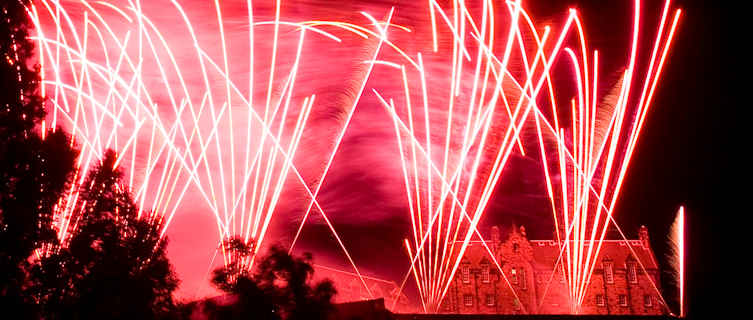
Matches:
[[667, 206, 684, 317], [26, 0, 682, 311]]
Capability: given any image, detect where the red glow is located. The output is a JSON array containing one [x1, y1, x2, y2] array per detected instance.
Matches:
[[26, 0, 681, 311]]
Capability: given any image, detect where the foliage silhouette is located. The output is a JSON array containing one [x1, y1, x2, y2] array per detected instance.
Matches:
[[206, 237, 337, 320], [31, 151, 179, 320], [1, 0, 78, 316]]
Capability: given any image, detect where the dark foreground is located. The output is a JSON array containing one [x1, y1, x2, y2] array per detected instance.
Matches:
[[332, 299, 677, 320], [394, 315, 675, 320]]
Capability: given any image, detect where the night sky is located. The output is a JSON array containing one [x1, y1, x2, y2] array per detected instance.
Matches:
[[264, 2, 726, 318], [554, 1, 726, 319], [289, 3, 726, 319], [288, 2, 729, 318], [24, 1, 730, 318]]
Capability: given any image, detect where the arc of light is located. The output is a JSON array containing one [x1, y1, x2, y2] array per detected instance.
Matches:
[[211, 0, 236, 229], [577, 8, 681, 308], [249, 96, 314, 266], [123, 6, 227, 223], [437, 10, 576, 305], [245, 25, 307, 244], [37, 47, 219, 223], [240, 0, 255, 246], [149, 3, 351, 242], [576, 10, 681, 306], [195, 49, 375, 297], [528, 26, 679, 308], [287, 9, 395, 254], [248, 28, 309, 250], [482, 0, 680, 310], [378, 1, 560, 308], [376, 90, 528, 312], [432, 3, 542, 294], [678, 206, 684, 318], [168, 0, 233, 228]]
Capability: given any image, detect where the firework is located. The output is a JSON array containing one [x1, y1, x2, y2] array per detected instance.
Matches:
[[25, 0, 683, 313], [372, 0, 547, 311], [26, 0, 395, 293], [372, 0, 681, 313], [520, 0, 681, 313], [668, 206, 684, 317]]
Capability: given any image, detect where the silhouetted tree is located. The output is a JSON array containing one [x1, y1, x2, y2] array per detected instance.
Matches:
[[170, 301, 200, 320], [32, 151, 179, 320], [210, 237, 255, 293], [1, 0, 78, 315], [206, 238, 336, 320]]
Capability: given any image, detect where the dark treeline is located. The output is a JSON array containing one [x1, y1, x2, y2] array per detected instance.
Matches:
[[1, 1, 336, 319], [205, 238, 336, 320]]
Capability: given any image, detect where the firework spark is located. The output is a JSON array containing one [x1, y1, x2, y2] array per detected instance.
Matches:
[[530, 0, 680, 313], [372, 0, 681, 313], [27, 0, 398, 294], [668, 206, 684, 317], [25, 0, 682, 312]]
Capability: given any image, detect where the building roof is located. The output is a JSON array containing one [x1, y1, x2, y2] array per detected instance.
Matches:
[[528, 240, 658, 270], [311, 263, 418, 313], [451, 226, 659, 271]]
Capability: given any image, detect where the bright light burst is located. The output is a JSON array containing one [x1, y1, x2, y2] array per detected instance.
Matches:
[[26, 0, 390, 291], [372, 0, 681, 313], [531, 0, 680, 313], [25, 0, 682, 314], [668, 206, 684, 317]]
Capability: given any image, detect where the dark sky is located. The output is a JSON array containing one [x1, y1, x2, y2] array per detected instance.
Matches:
[[550, 1, 727, 319], [328, 2, 727, 318], [509, 1, 730, 318], [605, 1, 726, 318], [27, 0, 731, 318], [287, 2, 728, 319], [163, 1, 728, 317]]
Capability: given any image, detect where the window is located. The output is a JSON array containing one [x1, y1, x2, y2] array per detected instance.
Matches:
[[596, 294, 605, 306], [627, 261, 637, 283], [513, 243, 519, 253], [644, 295, 653, 307], [603, 261, 614, 283], [464, 294, 473, 306], [486, 294, 495, 306], [462, 265, 470, 283], [618, 294, 628, 307], [520, 269, 527, 290], [481, 264, 490, 283], [511, 268, 518, 284]]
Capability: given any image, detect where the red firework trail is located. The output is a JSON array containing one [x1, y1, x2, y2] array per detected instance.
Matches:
[[668, 206, 684, 317], [371, 0, 680, 313], [27, 0, 389, 294], [25, 0, 682, 312]]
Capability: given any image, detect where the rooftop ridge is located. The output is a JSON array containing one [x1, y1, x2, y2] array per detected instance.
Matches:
[[313, 263, 398, 285]]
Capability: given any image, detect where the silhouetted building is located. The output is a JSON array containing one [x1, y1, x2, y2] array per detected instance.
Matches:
[[440, 225, 665, 315], [332, 298, 393, 320], [313, 264, 417, 313]]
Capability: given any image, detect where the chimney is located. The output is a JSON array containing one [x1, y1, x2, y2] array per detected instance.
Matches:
[[639, 225, 650, 248], [491, 226, 500, 244]]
